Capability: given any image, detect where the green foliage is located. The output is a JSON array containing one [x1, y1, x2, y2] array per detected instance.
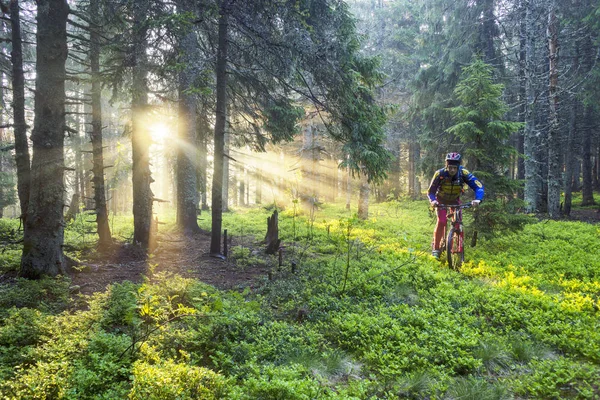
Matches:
[[393, 370, 437, 399], [262, 100, 305, 147], [0, 276, 71, 317], [445, 376, 509, 400], [0, 308, 49, 379], [0, 219, 22, 272], [470, 198, 534, 239], [99, 281, 139, 331], [0, 170, 16, 210], [1, 200, 599, 398], [231, 364, 326, 400], [447, 57, 523, 199], [129, 359, 229, 400], [472, 338, 511, 373], [230, 246, 264, 270], [66, 332, 132, 399], [511, 358, 600, 399]]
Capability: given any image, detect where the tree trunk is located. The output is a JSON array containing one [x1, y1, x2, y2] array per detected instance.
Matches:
[[581, 32, 595, 205], [357, 172, 369, 220], [73, 117, 85, 212], [517, 0, 526, 190], [546, 1, 560, 218], [210, 0, 229, 255], [572, 158, 581, 192], [563, 99, 578, 217], [239, 167, 246, 206], [345, 164, 351, 210], [222, 121, 230, 212], [131, 0, 154, 249], [581, 105, 595, 206], [176, 3, 201, 234], [90, 0, 112, 248], [563, 33, 582, 217], [408, 141, 420, 199], [255, 168, 262, 204], [595, 145, 600, 191], [265, 210, 280, 254], [197, 113, 209, 211], [20, 0, 69, 278], [523, 0, 541, 213], [65, 192, 80, 222], [478, 0, 497, 66]]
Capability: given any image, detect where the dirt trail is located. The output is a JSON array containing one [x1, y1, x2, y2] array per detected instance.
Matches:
[[70, 230, 269, 296]]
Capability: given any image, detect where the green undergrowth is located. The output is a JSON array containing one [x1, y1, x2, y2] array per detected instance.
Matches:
[[0, 200, 599, 398]]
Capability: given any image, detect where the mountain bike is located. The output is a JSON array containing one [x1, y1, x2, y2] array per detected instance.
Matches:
[[435, 204, 472, 271]]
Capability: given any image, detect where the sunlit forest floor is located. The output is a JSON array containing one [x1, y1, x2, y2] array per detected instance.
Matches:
[[0, 198, 599, 399], [69, 229, 269, 297]]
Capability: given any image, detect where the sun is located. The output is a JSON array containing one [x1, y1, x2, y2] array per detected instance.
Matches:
[[149, 122, 172, 143]]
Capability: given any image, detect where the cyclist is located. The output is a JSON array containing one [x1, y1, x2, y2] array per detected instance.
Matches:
[[428, 152, 484, 259]]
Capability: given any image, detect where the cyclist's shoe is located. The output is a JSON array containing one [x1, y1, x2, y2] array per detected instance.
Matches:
[[431, 250, 440, 259]]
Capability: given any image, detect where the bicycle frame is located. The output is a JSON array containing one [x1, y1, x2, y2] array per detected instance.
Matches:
[[435, 204, 472, 269]]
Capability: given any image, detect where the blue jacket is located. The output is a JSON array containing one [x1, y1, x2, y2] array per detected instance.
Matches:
[[427, 166, 484, 203]]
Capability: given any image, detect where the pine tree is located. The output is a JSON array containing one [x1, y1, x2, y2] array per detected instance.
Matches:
[[447, 57, 522, 198], [447, 57, 526, 237]]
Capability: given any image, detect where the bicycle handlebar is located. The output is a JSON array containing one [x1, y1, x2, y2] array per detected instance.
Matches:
[[433, 203, 473, 209]]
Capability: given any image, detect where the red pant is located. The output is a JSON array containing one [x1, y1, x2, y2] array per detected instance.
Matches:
[[432, 204, 461, 250]]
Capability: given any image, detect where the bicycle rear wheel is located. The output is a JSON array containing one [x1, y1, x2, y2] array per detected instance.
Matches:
[[446, 228, 464, 271]]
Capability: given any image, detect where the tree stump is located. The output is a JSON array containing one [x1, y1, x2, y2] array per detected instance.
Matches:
[[265, 210, 280, 254], [65, 192, 80, 222]]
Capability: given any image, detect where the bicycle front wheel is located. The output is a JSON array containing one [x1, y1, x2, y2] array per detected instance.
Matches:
[[446, 228, 464, 271]]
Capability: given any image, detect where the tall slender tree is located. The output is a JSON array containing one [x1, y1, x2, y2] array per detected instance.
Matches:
[[210, 0, 229, 255], [10, 0, 30, 225], [89, 0, 112, 247], [131, 0, 154, 249], [20, 0, 70, 278], [546, 0, 560, 218], [175, 0, 202, 234]]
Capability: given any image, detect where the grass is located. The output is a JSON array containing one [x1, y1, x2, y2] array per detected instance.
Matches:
[[0, 198, 599, 398]]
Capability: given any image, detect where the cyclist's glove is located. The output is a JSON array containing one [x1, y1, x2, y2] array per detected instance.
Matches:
[[471, 200, 481, 207]]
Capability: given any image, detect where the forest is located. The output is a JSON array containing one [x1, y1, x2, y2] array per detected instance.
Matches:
[[0, 0, 599, 398]]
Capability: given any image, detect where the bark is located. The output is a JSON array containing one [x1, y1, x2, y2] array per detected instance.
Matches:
[[11, 0, 30, 224], [90, 0, 112, 247], [210, 0, 229, 255], [255, 168, 262, 204], [131, 0, 154, 249], [595, 145, 600, 191], [408, 141, 421, 199], [20, 0, 69, 278], [65, 193, 79, 222], [563, 98, 578, 216], [0, 72, 5, 218], [239, 167, 246, 206], [357, 172, 369, 220], [546, 1, 560, 218], [232, 169, 238, 206], [197, 113, 209, 211], [563, 31, 582, 217], [479, 0, 497, 65], [581, 32, 595, 205], [517, 0, 526, 187], [74, 133, 83, 217], [581, 104, 595, 205], [175, 2, 201, 234], [264, 210, 280, 254], [572, 158, 581, 192], [222, 121, 230, 212], [523, 0, 541, 212]]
